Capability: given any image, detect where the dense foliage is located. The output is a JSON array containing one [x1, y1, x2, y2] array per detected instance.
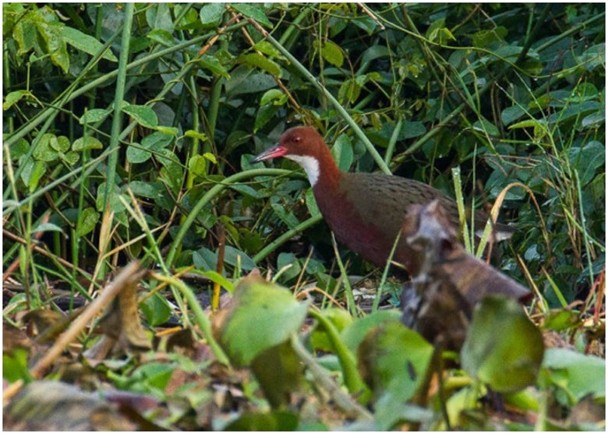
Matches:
[[3, 3, 605, 430]]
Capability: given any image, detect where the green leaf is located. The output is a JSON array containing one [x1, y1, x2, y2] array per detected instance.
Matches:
[[188, 154, 208, 178], [472, 118, 499, 136], [542, 348, 605, 401], [79, 108, 112, 125], [199, 54, 230, 79], [341, 310, 402, 354], [321, 40, 344, 67], [122, 103, 158, 128], [128, 180, 164, 200], [32, 222, 63, 234], [331, 134, 353, 171], [184, 130, 208, 141], [3, 90, 31, 110], [76, 207, 100, 237], [358, 320, 434, 400], [72, 136, 103, 151], [51, 135, 70, 153], [253, 40, 285, 60], [61, 26, 118, 62], [461, 295, 544, 393], [260, 89, 287, 106], [238, 53, 281, 77], [223, 245, 257, 271], [224, 410, 299, 431], [127, 132, 172, 164], [32, 134, 59, 162], [199, 3, 225, 27], [155, 126, 179, 136], [231, 4, 272, 28], [217, 273, 309, 366], [21, 159, 46, 193], [140, 293, 173, 327], [147, 28, 174, 47]]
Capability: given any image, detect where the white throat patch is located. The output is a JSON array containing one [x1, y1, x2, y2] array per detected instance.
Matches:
[[285, 155, 320, 186]]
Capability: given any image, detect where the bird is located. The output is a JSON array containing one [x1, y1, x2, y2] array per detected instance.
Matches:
[[253, 126, 513, 274]]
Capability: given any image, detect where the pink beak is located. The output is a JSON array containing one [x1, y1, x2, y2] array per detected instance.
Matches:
[[253, 144, 288, 162]]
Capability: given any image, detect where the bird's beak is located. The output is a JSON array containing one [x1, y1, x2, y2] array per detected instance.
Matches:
[[252, 144, 287, 163]]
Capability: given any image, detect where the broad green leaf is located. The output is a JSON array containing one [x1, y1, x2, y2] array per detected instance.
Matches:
[[223, 245, 256, 271], [568, 141, 605, 186], [95, 182, 126, 213], [253, 40, 285, 60], [461, 295, 544, 393], [542, 348, 605, 401], [225, 67, 276, 96], [76, 207, 100, 237], [254, 104, 280, 132], [127, 143, 150, 164], [127, 132, 172, 164], [217, 273, 309, 366], [50, 135, 70, 153], [123, 103, 158, 129], [128, 180, 164, 200], [358, 320, 433, 400], [21, 159, 46, 193], [341, 309, 402, 354], [32, 134, 59, 162], [13, 16, 37, 55], [72, 136, 103, 151], [61, 26, 118, 62], [238, 53, 281, 77], [321, 40, 344, 67], [188, 154, 208, 178], [62, 151, 79, 166], [331, 133, 353, 171], [224, 410, 299, 431], [472, 118, 499, 137], [79, 108, 111, 125], [260, 89, 287, 106], [33, 13, 69, 73], [199, 3, 225, 27], [139, 293, 172, 327], [9, 138, 29, 160], [231, 4, 272, 28], [3, 90, 30, 110], [147, 28, 174, 47], [199, 54, 230, 79]]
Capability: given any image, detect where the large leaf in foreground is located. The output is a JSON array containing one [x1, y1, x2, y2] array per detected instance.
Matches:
[[461, 295, 544, 393], [215, 272, 309, 366]]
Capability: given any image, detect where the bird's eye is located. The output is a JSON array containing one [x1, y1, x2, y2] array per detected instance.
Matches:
[[294, 136, 301, 143]]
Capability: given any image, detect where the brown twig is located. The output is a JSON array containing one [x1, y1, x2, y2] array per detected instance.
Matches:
[[29, 261, 143, 379]]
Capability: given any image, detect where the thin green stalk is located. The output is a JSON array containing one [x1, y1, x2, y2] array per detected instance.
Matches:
[[153, 272, 230, 366], [330, 233, 359, 318], [104, 3, 134, 211], [308, 309, 370, 402], [451, 167, 472, 253], [384, 117, 403, 165], [166, 168, 292, 268], [372, 231, 401, 313]]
